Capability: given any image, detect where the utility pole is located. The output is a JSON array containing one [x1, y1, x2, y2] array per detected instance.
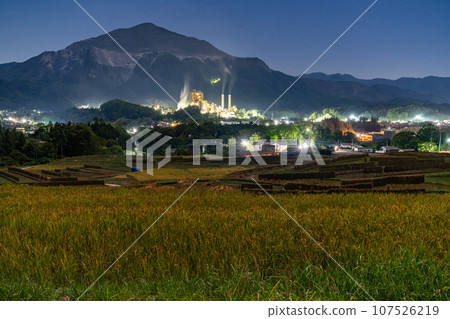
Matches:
[[438, 124, 442, 153], [438, 131, 442, 153]]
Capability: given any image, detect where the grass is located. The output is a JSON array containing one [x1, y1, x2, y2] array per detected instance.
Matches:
[[25, 155, 248, 181], [26, 155, 129, 173], [128, 162, 248, 181], [0, 176, 13, 184], [425, 172, 450, 186], [0, 185, 448, 301]]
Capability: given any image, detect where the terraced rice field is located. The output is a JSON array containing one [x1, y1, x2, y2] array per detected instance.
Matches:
[[0, 185, 448, 300]]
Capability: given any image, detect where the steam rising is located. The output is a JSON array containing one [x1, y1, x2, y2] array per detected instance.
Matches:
[[218, 59, 232, 94], [229, 66, 236, 94], [178, 78, 190, 109]]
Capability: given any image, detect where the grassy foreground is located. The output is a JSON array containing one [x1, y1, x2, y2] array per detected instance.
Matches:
[[0, 185, 448, 301]]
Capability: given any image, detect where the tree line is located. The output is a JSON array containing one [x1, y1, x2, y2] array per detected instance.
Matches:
[[391, 123, 446, 152], [0, 119, 130, 166], [1, 117, 446, 166]]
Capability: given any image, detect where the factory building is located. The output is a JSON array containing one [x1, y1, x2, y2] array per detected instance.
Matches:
[[190, 90, 204, 106], [188, 90, 237, 118]]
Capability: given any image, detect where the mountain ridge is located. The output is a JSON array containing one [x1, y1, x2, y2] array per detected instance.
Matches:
[[0, 22, 448, 114], [305, 72, 450, 103]]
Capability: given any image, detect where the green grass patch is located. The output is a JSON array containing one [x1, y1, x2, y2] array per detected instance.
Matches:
[[27, 155, 129, 173], [27, 155, 250, 180], [425, 172, 450, 186]]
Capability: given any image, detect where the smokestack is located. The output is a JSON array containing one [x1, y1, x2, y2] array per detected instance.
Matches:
[[221, 94, 225, 110], [228, 94, 231, 111]]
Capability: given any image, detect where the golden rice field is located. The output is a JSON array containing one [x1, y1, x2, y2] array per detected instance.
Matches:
[[128, 165, 247, 181], [0, 184, 448, 300]]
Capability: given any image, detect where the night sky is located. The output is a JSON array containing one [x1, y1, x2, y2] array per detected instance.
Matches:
[[1, 0, 449, 79]]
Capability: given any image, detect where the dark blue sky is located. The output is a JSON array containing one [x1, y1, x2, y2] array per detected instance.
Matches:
[[1, 0, 449, 79]]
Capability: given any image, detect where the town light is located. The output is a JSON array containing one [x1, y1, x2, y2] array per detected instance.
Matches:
[[241, 140, 248, 147]]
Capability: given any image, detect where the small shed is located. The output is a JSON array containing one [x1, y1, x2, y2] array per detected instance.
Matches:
[[380, 146, 400, 154]]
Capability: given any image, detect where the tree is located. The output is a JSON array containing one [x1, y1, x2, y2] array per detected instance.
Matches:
[[418, 142, 438, 152], [352, 117, 381, 132], [23, 139, 40, 164], [311, 127, 332, 142], [341, 132, 357, 143], [248, 133, 261, 151], [330, 131, 343, 142], [38, 142, 56, 160], [106, 144, 124, 155], [10, 150, 30, 165], [416, 123, 440, 144], [89, 119, 130, 147], [391, 131, 418, 150], [49, 123, 67, 157], [2, 129, 15, 155]]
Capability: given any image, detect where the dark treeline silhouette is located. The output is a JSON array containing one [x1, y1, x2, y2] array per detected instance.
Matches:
[[0, 120, 130, 166]]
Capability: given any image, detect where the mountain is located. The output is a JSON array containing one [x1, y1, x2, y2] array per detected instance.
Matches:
[[0, 22, 448, 114], [0, 62, 17, 73], [305, 72, 450, 103]]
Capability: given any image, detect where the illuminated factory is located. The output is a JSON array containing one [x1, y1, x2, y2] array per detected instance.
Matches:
[[189, 90, 237, 118]]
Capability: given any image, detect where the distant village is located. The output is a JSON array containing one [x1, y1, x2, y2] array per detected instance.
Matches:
[[2, 97, 450, 155]]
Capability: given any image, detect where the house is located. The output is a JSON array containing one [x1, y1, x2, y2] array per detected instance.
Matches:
[[376, 146, 400, 154], [354, 147, 373, 153]]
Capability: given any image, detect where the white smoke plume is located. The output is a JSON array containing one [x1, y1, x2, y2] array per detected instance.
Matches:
[[228, 60, 237, 94], [178, 78, 190, 109], [217, 59, 231, 94]]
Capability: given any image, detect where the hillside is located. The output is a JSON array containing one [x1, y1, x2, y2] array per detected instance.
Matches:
[[305, 72, 450, 103], [0, 22, 447, 114]]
